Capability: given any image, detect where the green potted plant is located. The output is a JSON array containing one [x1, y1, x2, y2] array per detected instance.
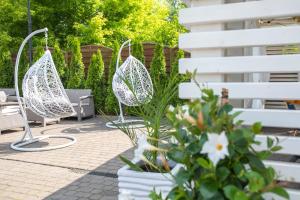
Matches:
[[117, 74, 182, 199], [151, 87, 289, 200]]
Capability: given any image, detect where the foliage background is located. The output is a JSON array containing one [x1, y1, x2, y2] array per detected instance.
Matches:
[[0, 0, 186, 51]]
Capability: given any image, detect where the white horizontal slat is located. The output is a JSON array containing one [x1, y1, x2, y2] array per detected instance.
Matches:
[[179, 82, 300, 100], [235, 109, 300, 128], [264, 161, 300, 182], [255, 135, 300, 155], [179, 55, 300, 74], [179, 26, 300, 50], [179, 0, 300, 26]]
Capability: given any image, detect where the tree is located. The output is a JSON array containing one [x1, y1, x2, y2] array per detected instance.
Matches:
[[170, 49, 184, 77], [150, 43, 166, 89], [0, 50, 13, 88], [105, 41, 121, 114], [85, 50, 105, 113], [132, 41, 145, 64], [52, 41, 66, 85], [0, 32, 14, 88], [170, 49, 185, 105], [33, 45, 45, 62], [67, 37, 85, 89]]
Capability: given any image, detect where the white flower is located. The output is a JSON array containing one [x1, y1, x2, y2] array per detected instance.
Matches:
[[201, 132, 229, 166], [134, 134, 151, 160], [119, 189, 134, 200], [168, 105, 175, 112]]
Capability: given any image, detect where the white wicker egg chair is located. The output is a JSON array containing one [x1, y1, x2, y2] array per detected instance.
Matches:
[[106, 40, 153, 128], [10, 28, 76, 152]]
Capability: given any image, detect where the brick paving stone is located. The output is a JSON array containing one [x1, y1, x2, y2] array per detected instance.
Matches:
[[0, 117, 134, 200]]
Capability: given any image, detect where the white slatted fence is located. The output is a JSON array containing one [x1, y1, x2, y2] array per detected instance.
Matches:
[[179, 0, 300, 199]]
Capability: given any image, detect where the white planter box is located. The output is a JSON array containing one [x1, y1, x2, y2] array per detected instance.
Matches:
[[117, 160, 181, 200]]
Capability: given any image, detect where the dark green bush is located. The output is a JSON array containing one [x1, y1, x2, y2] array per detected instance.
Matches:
[[0, 49, 13, 88], [85, 49, 105, 113], [52, 41, 66, 85], [105, 41, 121, 114], [33, 45, 45, 62], [170, 49, 185, 105], [66, 37, 85, 89], [150, 43, 166, 89], [132, 41, 144, 64]]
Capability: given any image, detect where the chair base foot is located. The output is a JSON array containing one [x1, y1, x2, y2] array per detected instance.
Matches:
[[10, 135, 76, 152], [106, 119, 145, 129]]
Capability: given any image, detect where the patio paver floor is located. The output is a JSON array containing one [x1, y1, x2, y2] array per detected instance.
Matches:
[[0, 117, 133, 200]]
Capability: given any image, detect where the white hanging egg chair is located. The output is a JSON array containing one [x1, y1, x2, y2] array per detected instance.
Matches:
[[22, 50, 75, 118], [106, 40, 153, 128], [112, 55, 153, 106], [10, 28, 76, 152]]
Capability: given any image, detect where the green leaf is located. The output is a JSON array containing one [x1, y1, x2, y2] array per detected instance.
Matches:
[[224, 185, 238, 199], [252, 122, 262, 134], [245, 171, 265, 192], [217, 167, 230, 182], [234, 191, 248, 200], [197, 158, 211, 169], [257, 150, 272, 160], [224, 185, 248, 200], [119, 156, 143, 172], [271, 146, 282, 152], [267, 137, 274, 148], [264, 167, 276, 184], [168, 148, 187, 163], [199, 180, 218, 199], [174, 168, 190, 186], [247, 154, 266, 172], [270, 187, 289, 199]]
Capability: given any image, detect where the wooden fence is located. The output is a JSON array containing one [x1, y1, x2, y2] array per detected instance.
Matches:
[[14, 42, 190, 79]]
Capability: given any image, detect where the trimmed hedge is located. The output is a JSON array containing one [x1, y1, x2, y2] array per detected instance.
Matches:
[[85, 50, 105, 113], [105, 41, 121, 114], [52, 41, 66, 84], [132, 41, 145, 64], [150, 43, 166, 89], [67, 37, 85, 89]]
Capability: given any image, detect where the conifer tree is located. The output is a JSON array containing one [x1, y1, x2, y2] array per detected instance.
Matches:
[[170, 49, 184, 78], [67, 37, 85, 89], [85, 50, 105, 113], [33, 45, 45, 62], [132, 41, 145, 64], [52, 41, 66, 85], [105, 41, 121, 114], [170, 49, 185, 105], [0, 49, 13, 88], [150, 43, 166, 89]]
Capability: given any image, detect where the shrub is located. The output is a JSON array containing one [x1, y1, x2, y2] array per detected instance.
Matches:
[[132, 41, 145, 64], [105, 41, 121, 114], [170, 49, 184, 78], [66, 37, 85, 89], [0, 49, 13, 88], [170, 49, 185, 105], [150, 43, 166, 89], [33, 45, 45, 62], [85, 49, 105, 113], [163, 88, 288, 200], [52, 41, 66, 85]]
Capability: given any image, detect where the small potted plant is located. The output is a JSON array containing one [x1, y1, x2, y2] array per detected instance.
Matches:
[[150, 88, 289, 200], [117, 75, 182, 199]]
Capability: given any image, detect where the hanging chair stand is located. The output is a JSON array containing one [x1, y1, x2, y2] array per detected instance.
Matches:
[[10, 28, 76, 152], [105, 39, 151, 129]]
